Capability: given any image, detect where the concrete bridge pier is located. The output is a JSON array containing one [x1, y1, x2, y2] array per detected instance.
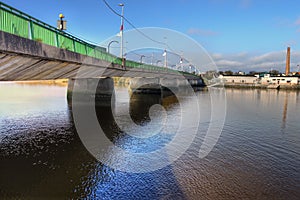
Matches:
[[67, 77, 114, 106], [129, 77, 203, 93], [129, 77, 161, 94], [129, 77, 183, 94], [160, 78, 180, 91], [188, 79, 203, 87]]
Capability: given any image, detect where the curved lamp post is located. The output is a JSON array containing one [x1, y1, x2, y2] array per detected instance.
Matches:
[[107, 40, 119, 54], [140, 55, 145, 63], [156, 60, 162, 66], [119, 3, 124, 59]]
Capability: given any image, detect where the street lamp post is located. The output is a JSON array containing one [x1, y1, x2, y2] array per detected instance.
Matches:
[[119, 3, 124, 59], [179, 56, 183, 71], [156, 60, 162, 66], [140, 55, 145, 63], [163, 37, 168, 68], [163, 49, 167, 68], [57, 14, 66, 31], [151, 52, 154, 65], [59, 14, 64, 30], [107, 40, 119, 54]]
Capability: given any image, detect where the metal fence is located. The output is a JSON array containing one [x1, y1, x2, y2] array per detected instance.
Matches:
[[0, 1, 181, 73]]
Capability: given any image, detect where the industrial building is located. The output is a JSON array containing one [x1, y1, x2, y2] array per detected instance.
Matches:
[[219, 75, 259, 84], [218, 47, 300, 88]]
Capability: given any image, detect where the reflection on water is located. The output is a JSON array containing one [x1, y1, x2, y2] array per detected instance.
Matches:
[[282, 92, 288, 129], [0, 83, 300, 199]]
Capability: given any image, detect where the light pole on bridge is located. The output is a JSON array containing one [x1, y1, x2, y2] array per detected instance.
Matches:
[[163, 49, 167, 68], [119, 3, 124, 59], [140, 55, 145, 63], [107, 40, 119, 54], [57, 14, 66, 31], [156, 60, 162, 66]]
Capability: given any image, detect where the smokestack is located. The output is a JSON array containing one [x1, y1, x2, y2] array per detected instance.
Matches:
[[285, 46, 291, 76]]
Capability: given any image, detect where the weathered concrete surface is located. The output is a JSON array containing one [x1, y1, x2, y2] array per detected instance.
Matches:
[[188, 79, 204, 86], [130, 78, 160, 89], [0, 31, 201, 81], [67, 78, 115, 106], [129, 77, 205, 94], [129, 78, 161, 94]]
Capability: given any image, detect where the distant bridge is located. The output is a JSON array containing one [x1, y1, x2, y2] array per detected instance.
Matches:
[[0, 2, 201, 82]]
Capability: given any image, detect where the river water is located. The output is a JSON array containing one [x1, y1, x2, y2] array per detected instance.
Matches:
[[0, 82, 299, 199]]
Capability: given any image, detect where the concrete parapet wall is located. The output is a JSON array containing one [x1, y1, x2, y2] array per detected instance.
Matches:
[[0, 31, 115, 68]]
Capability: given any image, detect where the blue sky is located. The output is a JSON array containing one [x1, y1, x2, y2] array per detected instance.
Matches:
[[2, 0, 300, 72]]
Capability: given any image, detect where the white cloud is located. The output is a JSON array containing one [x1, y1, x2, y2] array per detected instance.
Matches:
[[236, 51, 249, 57], [250, 51, 285, 63], [211, 53, 223, 59], [215, 59, 243, 66], [209, 50, 300, 72]]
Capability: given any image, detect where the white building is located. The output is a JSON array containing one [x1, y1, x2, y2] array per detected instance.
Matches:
[[219, 75, 259, 84], [261, 76, 299, 85], [219, 74, 300, 86]]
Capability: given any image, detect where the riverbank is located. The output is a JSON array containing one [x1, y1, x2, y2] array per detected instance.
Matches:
[[13, 79, 68, 87], [219, 83, 300, 90]]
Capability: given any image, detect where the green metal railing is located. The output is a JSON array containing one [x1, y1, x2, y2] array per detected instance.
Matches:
[[0, 1, 194, 75]]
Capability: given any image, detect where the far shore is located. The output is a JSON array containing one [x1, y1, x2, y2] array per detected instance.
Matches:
[[216, 83, 300, 90], [6, 79, 300, 90], [13, 79, 68, 87]]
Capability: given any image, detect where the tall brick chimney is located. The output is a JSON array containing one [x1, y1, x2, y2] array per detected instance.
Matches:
[[285, 47, 291, 76]]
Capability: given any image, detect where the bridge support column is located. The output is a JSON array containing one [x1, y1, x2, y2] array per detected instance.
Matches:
[[129, 77, 205, 95], [129, 77, 189, 95], [129, 77, 161, 94], [188, 79, 204, 87], [67, 77, 114, 106], [160, 78, 179, 90]]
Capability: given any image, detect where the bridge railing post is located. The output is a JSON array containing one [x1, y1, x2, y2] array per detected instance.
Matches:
[[84, 43, 88, 56], [29, 19, 34, 40], [122, 58, 126, 70], [55, 32, 59, 47], [73, 39, 76, 52]]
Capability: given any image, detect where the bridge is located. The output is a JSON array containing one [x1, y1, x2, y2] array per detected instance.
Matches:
[[0, 2, 204, 98]]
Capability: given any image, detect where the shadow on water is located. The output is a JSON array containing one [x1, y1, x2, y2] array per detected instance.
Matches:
[[129, 91, 179, 125], [90, 91, 187, 199], [0, 88, 187, 199]]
